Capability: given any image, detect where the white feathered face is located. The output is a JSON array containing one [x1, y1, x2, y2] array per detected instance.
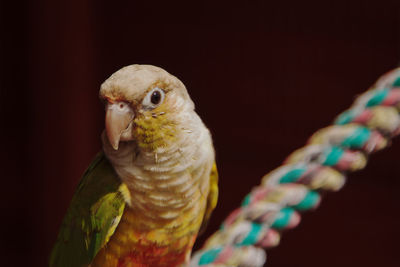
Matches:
[[99, 65, 194, 151]]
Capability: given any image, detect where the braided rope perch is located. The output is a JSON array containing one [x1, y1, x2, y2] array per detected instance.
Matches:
[[190, 68, 400, 267]]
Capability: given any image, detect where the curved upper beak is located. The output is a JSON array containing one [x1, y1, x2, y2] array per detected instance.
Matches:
[[105, 103, 134, 150]]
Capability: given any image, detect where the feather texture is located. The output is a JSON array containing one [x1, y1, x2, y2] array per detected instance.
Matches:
[[49, 153, 125, 267], [50, 65, 218, 267]]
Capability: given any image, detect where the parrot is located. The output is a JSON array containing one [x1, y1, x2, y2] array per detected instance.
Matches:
[[49, 64, 219, 267]]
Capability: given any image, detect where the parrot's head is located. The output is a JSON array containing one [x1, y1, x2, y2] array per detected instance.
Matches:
[[99, 64, 195, 152]]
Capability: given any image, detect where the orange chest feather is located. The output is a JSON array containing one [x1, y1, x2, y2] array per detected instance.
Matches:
[[91, 205, 204, 267]]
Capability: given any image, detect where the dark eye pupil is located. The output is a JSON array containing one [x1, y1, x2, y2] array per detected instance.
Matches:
[[151, 90, 161, 105]]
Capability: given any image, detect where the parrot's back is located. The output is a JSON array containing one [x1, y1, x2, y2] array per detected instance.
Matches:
[[49, 153, 126, 267]]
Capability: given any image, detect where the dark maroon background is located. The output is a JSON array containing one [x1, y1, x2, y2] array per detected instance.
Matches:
[[1, 1, 400, 266]]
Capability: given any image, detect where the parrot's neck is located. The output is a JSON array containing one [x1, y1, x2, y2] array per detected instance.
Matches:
[[102, 112, 214, 230]]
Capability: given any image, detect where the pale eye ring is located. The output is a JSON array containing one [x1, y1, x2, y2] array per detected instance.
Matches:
[[142, 87, 165, 109]]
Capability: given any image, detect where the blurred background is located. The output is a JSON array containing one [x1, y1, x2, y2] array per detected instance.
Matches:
[[1, 0, 400, 266]]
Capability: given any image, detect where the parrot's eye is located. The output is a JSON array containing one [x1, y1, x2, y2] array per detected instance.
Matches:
[[151, 91, 161, 105], [142, 87, 165, 109]]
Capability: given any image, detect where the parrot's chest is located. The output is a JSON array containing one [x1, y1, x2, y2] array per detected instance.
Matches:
[[96, 123, 214, 266], [112, 141, 213, 224], [92, 160, 210, 267], [91, 198, 206, 267]]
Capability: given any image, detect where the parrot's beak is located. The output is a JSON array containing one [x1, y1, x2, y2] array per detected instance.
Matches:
[[105, 103, 134, 150]]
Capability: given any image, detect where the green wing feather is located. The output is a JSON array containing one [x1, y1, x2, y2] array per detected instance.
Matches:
[[199, 162, 219, 235], [49, 152, 126, 267]]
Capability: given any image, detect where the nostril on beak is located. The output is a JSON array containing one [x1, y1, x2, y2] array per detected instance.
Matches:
[[105, 102, 134, 150]]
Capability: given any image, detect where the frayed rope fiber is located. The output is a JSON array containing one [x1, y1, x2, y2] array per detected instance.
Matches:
[[190, 68, 400, 267]]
